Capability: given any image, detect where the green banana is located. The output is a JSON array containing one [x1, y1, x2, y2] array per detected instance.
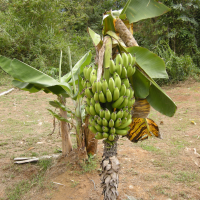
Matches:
[[109, 119, 114, 127], [120, 84, 126, 96], [89, 116, 94, 124], [115, 118, 122, 128], [97, 81, 102, 93], [95, 132, 103, 140], [121, 66, 127, 78], [108, 134, 115, 141], [90, 97, 95, 106], [109, 59, 116, 74], [105, 108, 111, 121], [89, 125, 98, 134], [116, 63, 122, 77], [94, 92, 99, 102], [121, 78, 130, 89], [127, 113, 132, 120], [95, 123, 103, 132], [102, 126, 109, 133], [103, 68, 110, 83], [129, 88, 134, 99], [115, 54, 123, 66], [85, 106, 91, 115], [85, 88, 93, 99], [99, 109, 105, 119], [131, 55, 136, 66], [86, 98, 90, 106], [118, 96, 128, 109], [123, 110, 129, 118], [102, 79, 108, 95], [103, 132, 109, 138], [83, 66, 88, 78], [122, 53, 129, 68], [89, 118, 96, 127], [117, 118, 132, 129], [92, 80, 97, 94], [127, 53, 132, 66], [99, 91, 107, 103], [86, 81, 91, 88], [122, 117, 127, 124], [106, 88, 112, 102], [86, 66, 92, 81], [112, 96, 124, 108], [94, 115, 99, 121], [114, 74, 121, 91], [116, 109, 124, 119], [115, 128, 129, 136], [95, 102, 101, 114], [113, 86, 120, 101], [110, 127, 116, 134], [127, 65, 136, 77], [108, 77, 115, 94], [111, 111, 117, 121], [127, 97, 135, 108], [102, 118, 108, 126], [89, 105, 97, 116], [125, 88, 130, 98]]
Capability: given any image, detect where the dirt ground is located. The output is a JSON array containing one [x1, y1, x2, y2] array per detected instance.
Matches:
[[0, 79, 200, 200]]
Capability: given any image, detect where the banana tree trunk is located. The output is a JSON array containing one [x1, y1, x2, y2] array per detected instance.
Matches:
[[100, 137, 120, 200], [59, 96, 73, 156]]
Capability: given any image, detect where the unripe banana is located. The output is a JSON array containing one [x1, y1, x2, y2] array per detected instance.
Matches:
[[118, 96, 128, 109], [90, 73, 97, 85], [102, 79, 108, 95], [106, 88, 112, 102], [108, 134, 115, 141], [90, 97, 95, 106], [127, 65, 136, 77], [95, 123, 103, 132], [89, 118, 96, 127], [120, 84, 126, 96], [121, 78, 130, 89], [99, 91, 107, 103], [85, 88, 93, 99], [115, 118, 122, 128], [108, 77, 115, 94], [95, 132, 103, 139], [112, 96, 124, 108], [105, 108, 111, 121], [86, 98, 90, 106], [116, 109, 124, 119], [111, 111, 117, 121], [115, 128, 129, 136], [109, 119, 114, 127], [86, 66, 92, 81], [94, 92, 99, 102], [102, 118, 108, 126], [102, 126, 109, 133], [123, 110, 129, 118], [116, 54, 123, 66], [103, 68, 110, 83], [121, 66, 127, 78], [89, 125, 98, 134], [131, 55, 136, 66], [83, 66, 88, 78], [109, 59, 116, 74], [110, 127, 116, 134], [95, 101, 101, 114], [127, 53, 132, 65], [117, 118, 132, 129], [129, 88, 134, 99], [97, 81, 102, 93], [125, 88, 130, 98], [86, 81, 91, 88], [113, 86, 120, 102], [122, 53, 129, 68], [116, 63, 122, 77], [92, 80, 97, 94], [103, 132, 109, 138], [85, 106, 91, 115], [127, 113, 132, 120], [99, 109, 105, 119], [89, 105, 97, 116], [122, 117, 127, 124], [89, 116, 94, 124], [127, 97, 135, 108], [94, 115, 98, 121], [114, 74, 121, 91]]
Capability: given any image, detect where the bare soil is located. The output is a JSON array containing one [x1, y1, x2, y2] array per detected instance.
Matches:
[[0, 79, 200, 200]]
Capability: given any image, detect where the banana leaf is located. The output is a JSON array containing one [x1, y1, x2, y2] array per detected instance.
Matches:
[[121, 0, 171, 23]]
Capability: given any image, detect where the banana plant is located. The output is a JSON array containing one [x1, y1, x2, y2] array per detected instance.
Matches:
[[0, 49, 92, 157], [84, 0, 176, 199]]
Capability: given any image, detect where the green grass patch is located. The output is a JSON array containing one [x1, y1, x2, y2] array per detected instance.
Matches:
[[173, 171, 199, 183]]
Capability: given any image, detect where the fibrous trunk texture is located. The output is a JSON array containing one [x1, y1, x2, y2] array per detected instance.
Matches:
[[84, 115, 98, 155], [115, 18, 138, 47], [59, 97, 72, 156], [100, 137, 120, 200]]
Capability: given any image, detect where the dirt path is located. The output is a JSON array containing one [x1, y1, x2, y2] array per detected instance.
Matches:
[[0, 80, 200, 200]]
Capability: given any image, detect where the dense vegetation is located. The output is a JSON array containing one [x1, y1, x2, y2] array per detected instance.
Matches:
[[0, 0, 200, 84]]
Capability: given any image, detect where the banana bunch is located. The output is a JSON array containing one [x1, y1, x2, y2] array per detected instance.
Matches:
[[83, 53, 136, 142]]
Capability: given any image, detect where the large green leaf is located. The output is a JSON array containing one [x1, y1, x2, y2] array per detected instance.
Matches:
[[146, 83, 177, 117], [127, 46, 168, 79], [122, 0, 171, 23], [87, 28, 102, 46], [103, 14, 115, 35], [129, 69, 150, 99], [61, 51, 92, 83]]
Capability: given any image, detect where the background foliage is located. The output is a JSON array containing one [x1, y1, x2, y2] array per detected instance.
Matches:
[[0, 0, 199, 84]]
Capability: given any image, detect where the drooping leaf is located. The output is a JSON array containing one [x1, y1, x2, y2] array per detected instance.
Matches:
[[87, 27, 102, 47], [102, 14, 115, 35], [61, 51, 92, 83], [49, 100, 75, 114], [127, 46, 168, 79], [146, 83, 177, 117], [122, 0, 171, 23], [129, 68, 150, 99], [47, 109, 72, 123]]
